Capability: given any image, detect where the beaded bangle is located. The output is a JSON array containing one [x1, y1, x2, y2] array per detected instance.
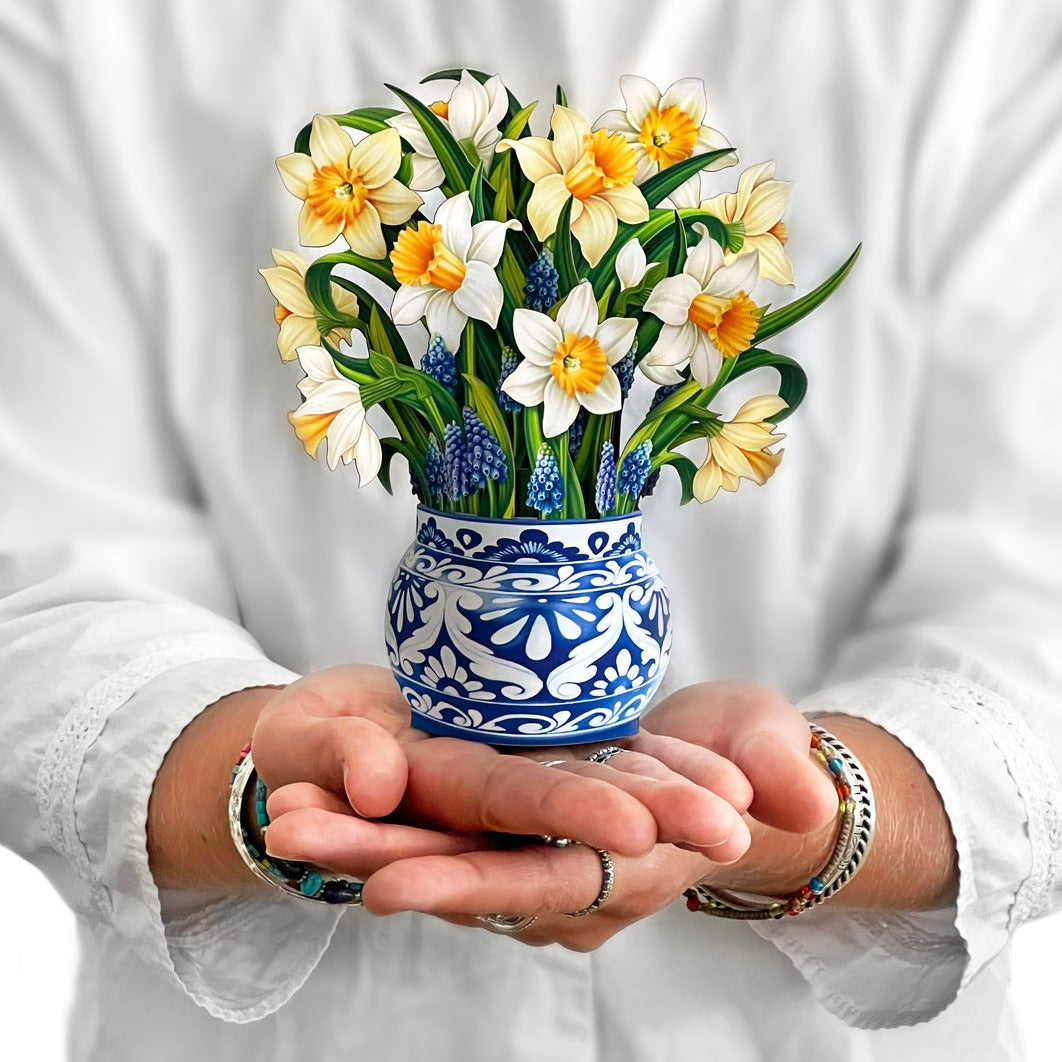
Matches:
[[683, 723, 875, 920], [228, 743, 364, 905]]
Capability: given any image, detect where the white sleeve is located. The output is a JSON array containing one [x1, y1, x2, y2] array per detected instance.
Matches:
[[0, 2, 343, 1022], [749, 15, 1062, 1029]]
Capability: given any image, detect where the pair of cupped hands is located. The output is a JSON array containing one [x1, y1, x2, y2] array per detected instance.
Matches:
[[251, 665, 839, 950]]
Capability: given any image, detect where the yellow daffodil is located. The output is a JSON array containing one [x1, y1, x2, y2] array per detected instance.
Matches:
[[276, 115, 422, 258], [642, 237, 761, 387], [593, 75, 736, 195], [699, 161, 794, 286], [388, 71, 509, 191], [694, 395, 786, 502], [287, 345, 382, 484], [498, 105, 649, 267], [390, 191, 520, 350], [259, 249, 359, 361], [502, 281, 636, 437]]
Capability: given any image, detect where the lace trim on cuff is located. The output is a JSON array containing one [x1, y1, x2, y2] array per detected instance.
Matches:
[[35, 636, 265, 918], [899, 667, 1062, 926]]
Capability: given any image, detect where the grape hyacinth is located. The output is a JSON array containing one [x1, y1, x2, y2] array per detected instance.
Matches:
[[567, 410, 587, 459], [595, 441, 617, 516], [425, 437, 445, 502], [642, 466, 661, 498], [615, 343, 637, 400], [421, 334, 458, 396], [462, 407, 508, 491], [443, 421, 467, 500], [617, 440, 653, 501], [526, 445, 564, 514], [496, 346, 523, 413], [524, 248, 559, 312]]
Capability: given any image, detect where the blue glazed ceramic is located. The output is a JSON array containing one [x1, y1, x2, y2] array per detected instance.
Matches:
[[385, 507, 672, 746]]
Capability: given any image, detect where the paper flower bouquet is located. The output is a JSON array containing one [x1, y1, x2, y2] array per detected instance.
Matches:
[[262, 70, 857, 745]]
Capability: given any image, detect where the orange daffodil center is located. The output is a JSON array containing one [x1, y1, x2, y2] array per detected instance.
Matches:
[[389, 191, 521, 351], [498, 105, 649, 267], [259, 248, 359, 361], [593, 75, 736, 191], [697, 161, 795, 286], [641, 236, 762, 388], [503, 281, 636, 438], [276, 114, 422, 259], [694, 395, 787, 502]]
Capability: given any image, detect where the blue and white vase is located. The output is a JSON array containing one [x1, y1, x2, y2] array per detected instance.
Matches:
[[385, 507, 672, 746]]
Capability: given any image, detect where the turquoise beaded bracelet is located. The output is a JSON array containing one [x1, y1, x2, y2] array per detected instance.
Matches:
[[683, 723, 875, 920], [227, 743, 364, 905]]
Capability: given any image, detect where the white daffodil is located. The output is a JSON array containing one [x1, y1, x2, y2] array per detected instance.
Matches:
[[698, 161, 794, 285], [593, 75, 736, 195], [501, 281, 636, 437], [389, 191, 520, 350], [388, 71, 509, 191], [287, 345, 382, 484], [276, 115, 422, 258], [694, 394, 786, 502], [616, 238, 647, 291], [498, 105, 649, 267], [642, 237, 761, 388], [259, 249, 359, 361]]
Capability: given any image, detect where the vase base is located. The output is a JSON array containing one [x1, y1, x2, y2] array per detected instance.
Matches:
[[409, 711, 642, 747]]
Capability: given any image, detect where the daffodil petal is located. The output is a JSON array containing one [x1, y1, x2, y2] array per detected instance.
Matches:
[[332, 283, 360, 319], [723, 423, 781, 450], [437, 191, 474, 261], [744, 234, 794, 286], [342, 202, 386, 259], [684, 237, 725, 289], [666, 174, 704, 210], [298, 199, 342, 247], [556, 281, 599, 338], [633, 152, 659, 186], [551, 105, 592, 172], [448, 70, 492, 142], [693, 457, 724, 502], [596, 317, 638, 364], [276, 152, 316, 198], [711, 434, 758, 479], [619, 74, 660, 129], [643, 324, 693, 368], [706, 250, 760, 299], [501, 358, 550, 405], [513, 307, 564, 366], [326, 402, 367, 470], [571, 195, 618, 268], [423, 289, 467, 351], [541, 377, 581, 437], [498, 136, 561, 183], [593, 108, 635, 135], [527, 173, 570, 241], [689, 336, 723, 389], [279, 314, 322, 360], [391, 283, 434, 326], [454, 259, 504, 328], [645, 274, 701, 326], [743, 180, 790, 235], [596, 184, 649, 225], [640, 360, 686, 386], [698, 190, 736, 223], [693, 125, 736, 169], [271, 248, 310, 274], [350, 128, 401, 188], [660, 77, 707, 127], [309, 115, 353, 169], [299, 379, 362, 415], [259, 265, 315, 316], [388, 111, 432, 155], [409, 154, 445, 192], [467, 219, 520, 268], [733, 394, 788, 422], [353, 423, 383, 485], [371, 178, 423, 225], [578, 367, 622, 415], [615, 238, 647, 290], [296, 344, 341, 381]]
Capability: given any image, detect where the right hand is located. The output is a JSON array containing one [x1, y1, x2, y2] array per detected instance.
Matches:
[[251, 665, 753, 886]]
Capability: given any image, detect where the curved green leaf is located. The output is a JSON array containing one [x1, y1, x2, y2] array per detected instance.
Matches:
[[726, 348, 808, 422], [639, 148, 737, 208], [552, 196, 579, 296], [293, 107, 398, 153], [656, 452, 700, 506]]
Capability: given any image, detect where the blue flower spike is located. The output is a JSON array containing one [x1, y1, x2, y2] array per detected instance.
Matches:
[[526, 444, 564, 515]]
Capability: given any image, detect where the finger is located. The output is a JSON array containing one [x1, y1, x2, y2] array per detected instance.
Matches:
[[361, 844, 608, 918], [263, 807, 488, 877], [253, 709, 408, 819], [549, 752, 750, 857], [622, 732, 755, 812], [266, 781, 359, 819], [402, 739, 658, 856]]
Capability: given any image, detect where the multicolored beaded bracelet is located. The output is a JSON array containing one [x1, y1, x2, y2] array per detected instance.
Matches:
[[227, 742, 365, 905], [683, 723, 875, 920]]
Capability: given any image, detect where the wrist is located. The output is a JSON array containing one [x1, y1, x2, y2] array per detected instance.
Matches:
[[147, 684, 285, 893]]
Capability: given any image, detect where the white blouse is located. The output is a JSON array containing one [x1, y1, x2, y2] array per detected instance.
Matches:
[[1, 0, 1060, 1059]]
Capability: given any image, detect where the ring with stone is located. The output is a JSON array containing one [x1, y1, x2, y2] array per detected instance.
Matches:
[[586, 745, 625, 765]]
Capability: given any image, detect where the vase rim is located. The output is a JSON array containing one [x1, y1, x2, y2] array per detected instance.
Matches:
[[416, 505, 642, 527]]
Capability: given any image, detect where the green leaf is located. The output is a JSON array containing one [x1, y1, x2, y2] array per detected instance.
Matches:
[[368, 303, 412, 366], [462, 374, 516, 516], [386, 83, 476, 190], [555, 84, 568, 108], [378, 437, 428, 499], [305, 251, 399, 297], [367, 349, 462, 429], [293, 107, 398, 153], [656, 453, 700, 505], [753, 245, 861, 344], [725, 348, 809, 422], [639, 147, 737, 208], [499, 100, 538, 142], [552, 196, 579, 296], [469, 163, 487, 222], [549, 434, 586, 519], [668, 210, 688, 275]]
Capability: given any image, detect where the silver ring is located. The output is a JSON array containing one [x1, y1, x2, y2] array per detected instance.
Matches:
[[475, 913, 538, 934], [538, 759, 569, 768], [565, 847, 615, 917], [586, 745, 625, 764]]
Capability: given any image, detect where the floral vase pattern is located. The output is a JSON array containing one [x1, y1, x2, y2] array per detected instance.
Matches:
[[385, 508, 672, 746]]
